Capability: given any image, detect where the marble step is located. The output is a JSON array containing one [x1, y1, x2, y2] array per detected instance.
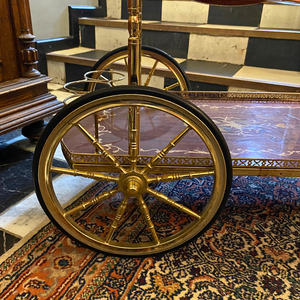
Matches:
[[107, 0, 300, 31], [46, 47, 300, 92], [79, 17, 300, 41], [0, 84, 94, 255], [78, 17, 300, 78]]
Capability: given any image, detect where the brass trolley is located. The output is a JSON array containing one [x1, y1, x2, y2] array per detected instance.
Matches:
[[33, 0, 283, 255]]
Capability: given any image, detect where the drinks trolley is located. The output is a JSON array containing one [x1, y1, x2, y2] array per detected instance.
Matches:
[[32, 0, 295, 256]]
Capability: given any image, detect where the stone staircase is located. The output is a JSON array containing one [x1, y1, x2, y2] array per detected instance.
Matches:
[[46, 0, 300, 92]]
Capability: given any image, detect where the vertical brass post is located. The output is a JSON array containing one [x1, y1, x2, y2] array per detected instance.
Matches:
[[127, 0, 142, 85], [127, 0, 142, 169], [128, 106, 140, 170], [94, 113, 99, 153]]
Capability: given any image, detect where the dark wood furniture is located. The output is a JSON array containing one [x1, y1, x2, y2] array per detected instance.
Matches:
[[0, 0, 63, 140]]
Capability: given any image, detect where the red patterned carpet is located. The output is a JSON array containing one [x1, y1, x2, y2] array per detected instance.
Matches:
[[1, 176, 300, 299]]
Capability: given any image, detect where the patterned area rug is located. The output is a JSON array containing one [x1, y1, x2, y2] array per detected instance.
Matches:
[[1, 176, 300, 300]]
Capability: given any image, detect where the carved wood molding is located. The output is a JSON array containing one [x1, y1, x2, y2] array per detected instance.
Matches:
[[9, 0, 40, 78], [19, 29, 40, 78]]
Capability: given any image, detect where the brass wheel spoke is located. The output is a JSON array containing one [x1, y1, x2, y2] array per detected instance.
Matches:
[[164, 82, 180, 91], [94, 113, 100, 153], [147, 188, 201, 219], [105, 196, 129, 243], [137, 196, 160, 244], [76, 123, 126, 173], [124, 57, 128, 67], [50, 166, 119, 182], [144, 60, 159, 86], [142, 126, 191, 174], [128, 106, 140, 170], [147, 169, 214, 184], [64, 189, 119, 217]]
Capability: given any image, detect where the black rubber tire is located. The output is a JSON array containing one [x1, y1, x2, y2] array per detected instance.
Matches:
[[85, 45, 191, 91], [33, 85, 232, 256]]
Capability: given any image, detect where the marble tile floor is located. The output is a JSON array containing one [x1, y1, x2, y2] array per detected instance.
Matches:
[[0, 84, 95, 256], [0, 130, 40, 255]]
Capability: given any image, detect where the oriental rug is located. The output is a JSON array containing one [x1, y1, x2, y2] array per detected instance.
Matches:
[[1, 176, 300, 300]]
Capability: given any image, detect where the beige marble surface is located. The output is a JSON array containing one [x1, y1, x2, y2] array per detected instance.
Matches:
[[234, 66, 300, 86], [50, 47, 93, 56], [162, 1, 209, 24], [50, 89, 71, 102], [47, 61, 65, 85], [174, 58, 187, 64], [197, 24, 258, 30], [188, 34, 248, 65], [0, 127, 96, 239], [260, 4, 300, 30], [0, 176, 95, 238], [48, 82, 65, 91], [106, 0, 122, 19], [95, 27, 128, 51]]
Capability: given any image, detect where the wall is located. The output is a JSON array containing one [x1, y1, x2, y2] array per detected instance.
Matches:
[[29, 0, 98, 40]]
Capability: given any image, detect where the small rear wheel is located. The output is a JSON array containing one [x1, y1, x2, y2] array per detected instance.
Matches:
[[86, 45, 191, 91]]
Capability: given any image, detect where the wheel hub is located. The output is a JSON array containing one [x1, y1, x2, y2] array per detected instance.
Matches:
[[119, 173, 147, 197]]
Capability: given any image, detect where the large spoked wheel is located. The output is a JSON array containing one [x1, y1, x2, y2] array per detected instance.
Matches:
[[86, 45, 191, 91], [33, 86, 232, 256]]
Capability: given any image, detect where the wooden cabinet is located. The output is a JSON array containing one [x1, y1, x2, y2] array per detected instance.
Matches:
[[0, 0, 63, 139]]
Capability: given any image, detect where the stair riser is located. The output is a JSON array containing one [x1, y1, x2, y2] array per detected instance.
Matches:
[[47, 60, 169, 89], [47, 60, 300, 92], [46, 1, 300, 92], [107, 0, 300, 31], [84, 25, 300, 73]]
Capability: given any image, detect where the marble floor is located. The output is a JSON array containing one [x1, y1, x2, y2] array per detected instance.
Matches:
[[0, 84, 89, 256]]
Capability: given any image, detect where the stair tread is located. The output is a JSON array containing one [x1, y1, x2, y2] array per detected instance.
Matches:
[[180, 60, 242, 77], [47, 48, 300, 92], [79, 17, 300, 40], [72, 49, 108, 60]]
